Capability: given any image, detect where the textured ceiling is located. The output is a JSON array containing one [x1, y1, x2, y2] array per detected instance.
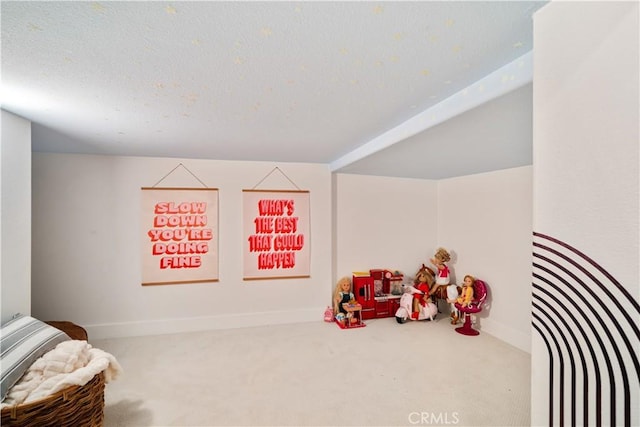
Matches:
[[1, 1, 547, 179]]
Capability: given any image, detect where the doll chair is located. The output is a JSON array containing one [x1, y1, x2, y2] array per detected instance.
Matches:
[[454, 279, 488, 336]]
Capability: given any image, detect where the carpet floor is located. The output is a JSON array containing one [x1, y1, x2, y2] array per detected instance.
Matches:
[[92, 316, 531, 427]]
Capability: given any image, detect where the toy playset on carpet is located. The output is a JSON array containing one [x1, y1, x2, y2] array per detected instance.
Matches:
[[326, 247, 489, 335]]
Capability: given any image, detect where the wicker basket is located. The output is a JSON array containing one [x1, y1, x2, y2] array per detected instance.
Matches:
[[45, 321, 88, 341], [1, 372, 105, 426]]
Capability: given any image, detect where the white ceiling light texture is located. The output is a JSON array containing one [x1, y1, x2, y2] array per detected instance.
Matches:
[[1, 1, 547, 178]]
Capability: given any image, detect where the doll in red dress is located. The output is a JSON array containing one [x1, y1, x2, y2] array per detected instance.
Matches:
[[411, 264, 434, 319]]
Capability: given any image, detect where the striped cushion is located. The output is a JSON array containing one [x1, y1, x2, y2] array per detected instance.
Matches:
[[1, 314, 70, 401]]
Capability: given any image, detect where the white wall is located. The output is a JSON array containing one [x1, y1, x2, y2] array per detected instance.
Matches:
[[333, 173, 438, 279], [1, 110, 31, 324], [532, 2, 639, 426], [438, 166, 533, 351], [31, 153, 333, 338], [334, 170, 535, 352], [31, 153, 535, 349], [533, 2, 639, 285]]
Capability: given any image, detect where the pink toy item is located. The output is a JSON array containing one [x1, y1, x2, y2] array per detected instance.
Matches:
[[323, 306, 334, 322]]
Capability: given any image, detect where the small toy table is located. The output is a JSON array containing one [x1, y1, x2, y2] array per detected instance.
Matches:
[[342, 303, 363, 328]]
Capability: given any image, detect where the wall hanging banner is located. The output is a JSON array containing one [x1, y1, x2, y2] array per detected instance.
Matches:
[[242, 190, 310, 280], [141, 187, 219, 285]]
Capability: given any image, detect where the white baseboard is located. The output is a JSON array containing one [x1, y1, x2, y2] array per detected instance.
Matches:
[[480, 317, 531, 353], [85, 307, 325, 340], [86, 308, 532, 354]]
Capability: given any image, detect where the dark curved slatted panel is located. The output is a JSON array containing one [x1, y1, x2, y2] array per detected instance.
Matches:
[[532, 232, 639, 427]]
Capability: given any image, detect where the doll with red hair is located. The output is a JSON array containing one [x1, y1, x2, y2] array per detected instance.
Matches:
[[411, 264, 434, 319], [448, 274, 475, 324]]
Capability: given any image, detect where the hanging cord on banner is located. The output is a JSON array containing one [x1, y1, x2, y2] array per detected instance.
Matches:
[[151, 163, 208, 188], [252, 166, 301, 190]]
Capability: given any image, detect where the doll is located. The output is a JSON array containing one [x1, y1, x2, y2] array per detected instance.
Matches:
[[333, 277, 356, 323], [412, 264, 434, 319], [456, 274, 475, 307], [428, 247, 451, 296], [449, 274, 475, 324], [446, 283, 461, 324]]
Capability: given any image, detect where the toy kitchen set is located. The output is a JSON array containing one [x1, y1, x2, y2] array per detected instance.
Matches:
[[352, 269, 404, 319]]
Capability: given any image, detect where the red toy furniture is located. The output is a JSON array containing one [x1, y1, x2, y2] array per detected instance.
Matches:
[[454, 279, 488, 336], [353, 271, 404, 319], [343, 303, 363, 328], [353, 274, 376, 319]]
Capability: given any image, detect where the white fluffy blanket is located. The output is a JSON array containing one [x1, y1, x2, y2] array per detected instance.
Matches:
[[1, 340, 122, 408]]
